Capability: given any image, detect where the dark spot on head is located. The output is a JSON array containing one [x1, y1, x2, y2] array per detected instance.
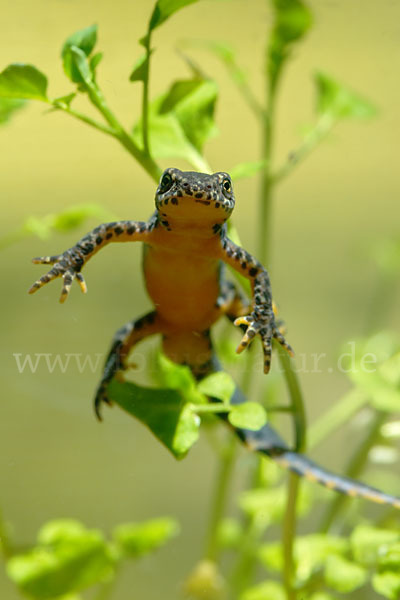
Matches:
[[114, 226, 123, 235], [249, 267, 259, 277], [212, 223, 221, 234], [164, 198, 169, 205], [127, 226, 136, 235], [96, 236, 103, 245], [171, 197, 178, 205], [241, 262, 247, 269], [177, 190, 183, 197], [195, 192, 203, 199], [215, 202, 220, 209], [138, 223, 146, 232]]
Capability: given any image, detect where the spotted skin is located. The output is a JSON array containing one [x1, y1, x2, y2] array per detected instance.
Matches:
[[30, 168, 400, 510]]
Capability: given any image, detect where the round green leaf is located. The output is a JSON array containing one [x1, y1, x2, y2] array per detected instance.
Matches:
[[228, 402, 267, 430], [0, 64, 48, 101]]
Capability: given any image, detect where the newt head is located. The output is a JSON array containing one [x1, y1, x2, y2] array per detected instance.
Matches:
[[155, 168, 235, 230]]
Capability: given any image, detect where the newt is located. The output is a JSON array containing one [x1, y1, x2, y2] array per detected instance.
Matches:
[[29, 167, 400, 509]]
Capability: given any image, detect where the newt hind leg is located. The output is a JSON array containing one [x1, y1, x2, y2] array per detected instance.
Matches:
[[94, 311, 161, 420]]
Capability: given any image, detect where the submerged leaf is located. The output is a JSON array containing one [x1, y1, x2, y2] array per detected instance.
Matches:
[[240, 580, 285, 600], [7, 520, 114, 599], [107, 379, 200, 458], [324, 554, 367, 593], [113, 518, 180, 558], [228, 402, 267, 430], [372, 571, 400, 600], [197, 372, 235, 403]]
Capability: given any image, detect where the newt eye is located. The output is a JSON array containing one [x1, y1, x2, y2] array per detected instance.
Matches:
[[222, 178, 232, 195], [159, 172, 173, 193]]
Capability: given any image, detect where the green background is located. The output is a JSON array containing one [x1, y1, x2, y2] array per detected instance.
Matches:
[[1, 0, 399, 598]]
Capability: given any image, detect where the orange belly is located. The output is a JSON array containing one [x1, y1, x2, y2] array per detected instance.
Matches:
[[143, 244, 221, 333]]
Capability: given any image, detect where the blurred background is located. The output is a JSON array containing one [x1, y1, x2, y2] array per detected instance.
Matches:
[[1, 0, 400, 598]]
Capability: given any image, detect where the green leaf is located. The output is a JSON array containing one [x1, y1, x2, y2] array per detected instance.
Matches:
[[160, 78, 218, 151], [324, 555, 367, 593], [133, 110, 210, 171], [309, 594, 338, 600], [149, 0, 204, 31], [197, 372, 235, 403], [268, 0, 313, 94], [0, 64, 49, 101], [21, 204, 112, 241], [53, 93, 76, 109], [372, 571, 400, 600], [61, 24, 97, 83], [130, 53, 151, 83], [49, 204, 111, 233], [314, 72, 377, 120], [228, 402, 267, 430], [133, 78, 217, 169], [341, 334, 400, 412], [378, 542, 400, 570], [90, 52, 103, 77], [242, 485, 312, 529], [240, 580, 285, 600], [156, 352, 205, 405], [113, 518, 179, 558], [351, 525, 400, 567], [68, 46, 93, 86], [216, 518, 243, 550], [259, 533, 348, 582], [0, 98, 25, 124], [107, 379, 200, 458], [6, 520, 115, 599], [230, 160, 267, 181]]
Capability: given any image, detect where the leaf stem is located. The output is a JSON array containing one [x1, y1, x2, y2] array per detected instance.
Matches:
[[271, 114, 334, 184], [0, 509, 13, 559], [277, 343, 306, 453], [205, 434, 237, 562], [141, 32, 152, 157], [307, 389, 366, 450], [84, 79, 161, 182], [52, 103, 116, 136], [282, 473, 300, 600]]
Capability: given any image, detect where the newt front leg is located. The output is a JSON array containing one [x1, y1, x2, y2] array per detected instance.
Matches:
[[220, 237, 294, 372], [28, 219, 156, 302]]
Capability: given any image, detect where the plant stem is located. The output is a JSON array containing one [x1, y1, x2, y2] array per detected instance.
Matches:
[[141, 32, 152, 156], [258, 100, 275, 266], [53, 104, 116, 136], [277, 344, 306, 600], [308, 389, 366, 450], [320, 410, 386, 532], [271, 114, 334, 184], [277, 343, 306, 453], [0, 509, 13, 558], [282, 473, 300, 600], [205, 434, 237, 562], [85, 80, 161, 182]]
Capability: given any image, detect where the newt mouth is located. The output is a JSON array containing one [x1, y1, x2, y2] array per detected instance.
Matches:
[[194, 199, 211, 206]]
